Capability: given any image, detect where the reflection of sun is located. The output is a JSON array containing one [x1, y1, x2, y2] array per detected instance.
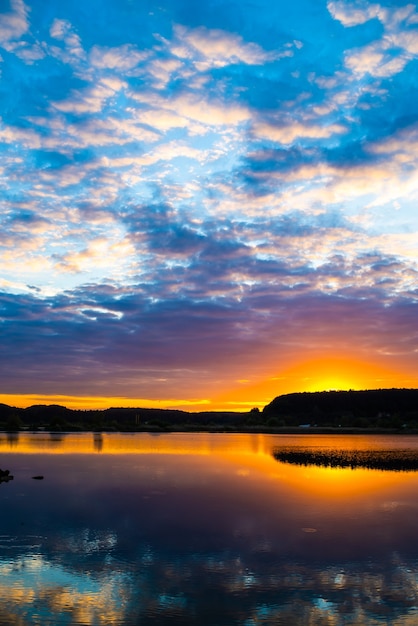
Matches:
[[269, 453, 418, 501]]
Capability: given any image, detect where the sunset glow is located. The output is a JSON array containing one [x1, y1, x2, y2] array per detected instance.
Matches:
[[1, 354, 417, 412], [1, 0, 418, 410]]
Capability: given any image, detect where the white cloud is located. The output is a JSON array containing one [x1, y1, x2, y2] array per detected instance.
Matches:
[[367, 123, 418, 157], [50, 18, 70, 40], [6, 40, 45, 63], [345, 42, 408, 78], [172, 24, 278, 69], [0, 120, 42, 149], [389, 29, 418, 55], [252, 120, 346, 144], [146, 57, 183, 88], [138, 108, 189, 131], [327, 1, 383, 27], [52, 80, 123, 115], [389, 4, 416, 26], [92, 117, 159, 144], [327, 2, 418, 82], [54, 235, 136, 276], [0, 0, 29, 44], [48, 18, 86, 68], [131, 90, 250, 128], [90, 44, 146, 70]]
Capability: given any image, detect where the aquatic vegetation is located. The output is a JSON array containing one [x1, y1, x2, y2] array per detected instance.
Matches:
[[273, 448, 418, 471]]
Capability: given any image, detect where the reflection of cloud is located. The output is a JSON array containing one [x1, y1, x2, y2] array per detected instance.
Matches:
[[1, 433, 418, 624], [2, 548, 418, 625], [0, 554, 131, 625]]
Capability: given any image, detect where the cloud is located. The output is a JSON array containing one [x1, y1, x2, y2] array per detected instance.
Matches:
[[50, 18, 71, 40], [51, 81, 122, 114], [131, 89, 250, 128], [1, 254, 417, 399], [327, 1, 383, 27], [1, 0, 418, 403], [328, 1, 418, 81], [389, 29, 418, 55], [89, 44, 147, 71], [344, 42, 408, 78], [48, 18, 86, 68], [0, 0, 29, 44], [11, 41, 45, 63], [0, 120, 42, 148], [173, 24, 278, 69], [138, 108, 190, 132], [54, 236, 136, 276], [60, 115, 159, 148], [146, 57, 184, 88], [367, 122, 418, 157], [252, 120, 347, 145], [18, 114, 158, 152]]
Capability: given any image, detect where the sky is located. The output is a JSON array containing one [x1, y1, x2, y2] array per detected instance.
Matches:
[[1, 0, 418, 411]]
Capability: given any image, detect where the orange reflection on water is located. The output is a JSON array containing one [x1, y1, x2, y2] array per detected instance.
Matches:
[[275, 462, 418, 501], [1, 432, 418, 504], [2, 432, 418, 625], [0, 432, 268, 456], [269, 434, 418, 501]]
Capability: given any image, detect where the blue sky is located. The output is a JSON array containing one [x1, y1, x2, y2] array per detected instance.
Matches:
[[1, 0, 418, 409]]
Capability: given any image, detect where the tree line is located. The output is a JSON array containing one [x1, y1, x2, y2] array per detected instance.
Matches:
[[1, 388, 418, 431]]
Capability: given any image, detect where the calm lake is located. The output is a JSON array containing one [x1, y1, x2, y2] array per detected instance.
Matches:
[[1, 432, 418, 625]]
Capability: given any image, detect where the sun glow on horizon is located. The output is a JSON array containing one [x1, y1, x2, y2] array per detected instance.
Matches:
[[2, 356, 417, 413], [0, 394, 212, 412], [210, 355, 418, 410]]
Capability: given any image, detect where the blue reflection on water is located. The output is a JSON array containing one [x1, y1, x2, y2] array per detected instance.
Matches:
[[0, 433, 417, 625]]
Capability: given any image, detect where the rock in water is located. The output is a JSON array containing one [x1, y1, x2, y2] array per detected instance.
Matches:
[[0, 469, 13, 482]]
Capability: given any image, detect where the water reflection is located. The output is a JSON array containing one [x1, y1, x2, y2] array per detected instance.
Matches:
[[6, 431, 19, 447], [273, 447, 418, 471], [0, 433, 418, 624], [93, 432, 104, 452]]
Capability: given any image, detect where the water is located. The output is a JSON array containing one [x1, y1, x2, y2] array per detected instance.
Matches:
[[1, 432, 418, 625]]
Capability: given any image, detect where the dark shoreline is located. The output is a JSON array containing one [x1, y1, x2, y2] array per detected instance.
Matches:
[[2, 389, 418, 433], [1, 426, 418, 435]]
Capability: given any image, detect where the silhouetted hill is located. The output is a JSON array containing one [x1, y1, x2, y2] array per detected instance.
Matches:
[[1, 389, 418, 431], [0, 403, 17, 419], [263, 388, 418, 428], [24, 404, 74, 418], [0, 403, 250, 431]]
